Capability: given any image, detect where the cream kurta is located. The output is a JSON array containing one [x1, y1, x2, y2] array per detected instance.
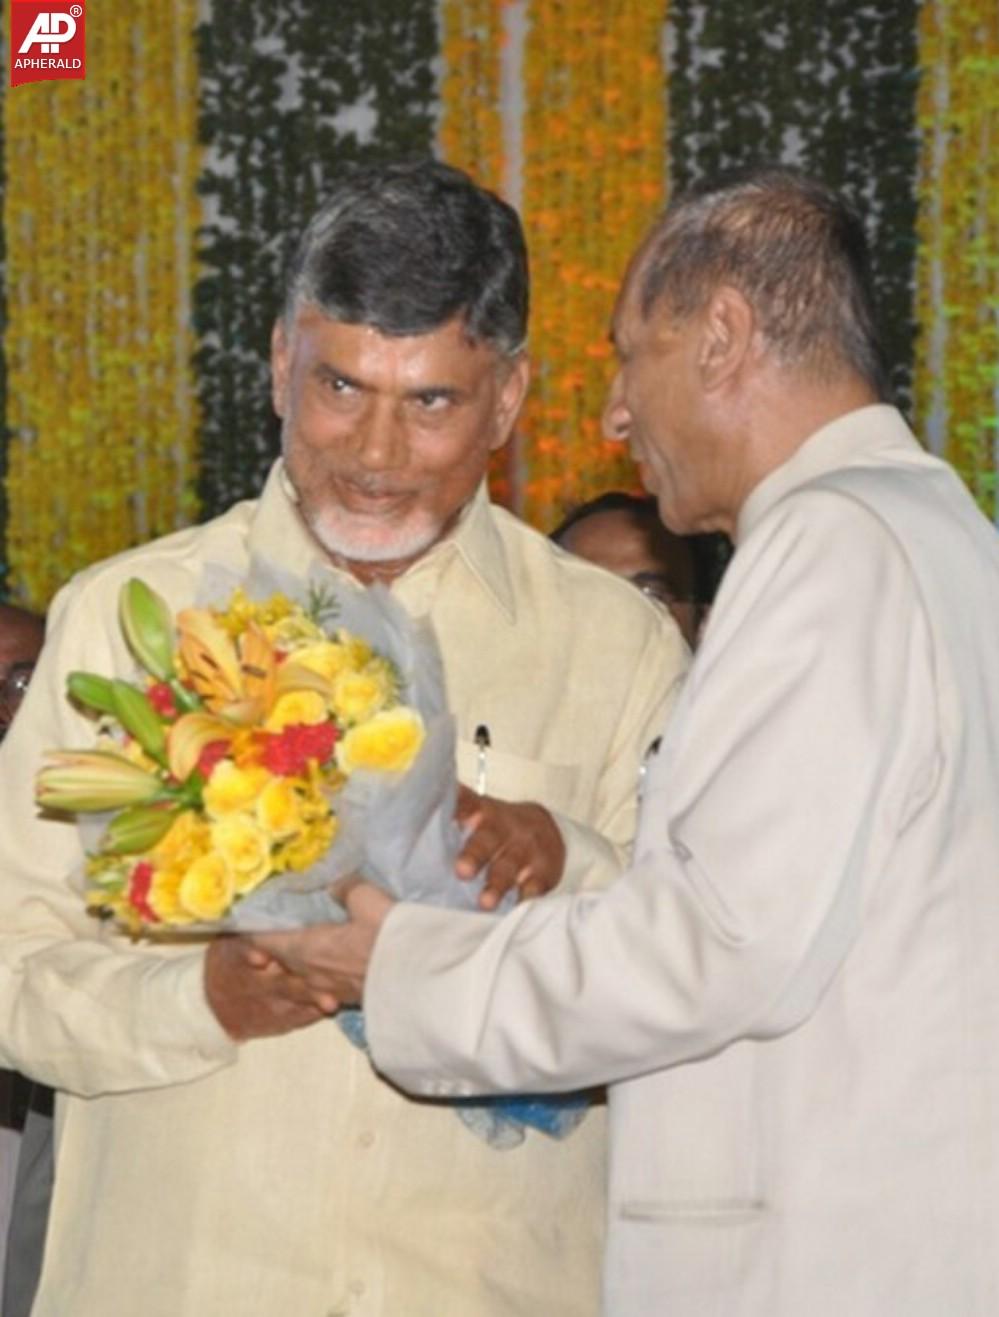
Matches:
[[0, 464, 687, 1316], [368, 407, 999, 1315]]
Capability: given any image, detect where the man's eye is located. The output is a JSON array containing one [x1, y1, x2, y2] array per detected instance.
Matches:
[[414, 392, 451, 412], [330, 376, 354, 393]]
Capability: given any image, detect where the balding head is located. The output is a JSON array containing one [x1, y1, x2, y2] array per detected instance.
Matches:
[[634, 165, 888, 395]]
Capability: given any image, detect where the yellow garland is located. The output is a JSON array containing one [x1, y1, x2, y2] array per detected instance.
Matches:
[[520, 0, 668, 528], [914, 0, 999, 519], [4, 2, 201, 609]]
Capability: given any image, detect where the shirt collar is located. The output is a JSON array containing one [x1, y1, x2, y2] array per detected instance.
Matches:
[[735, 404, 922, 543], [251, 461, 517, 622]]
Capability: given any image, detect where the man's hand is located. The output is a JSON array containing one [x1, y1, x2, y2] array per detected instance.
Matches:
[[248, 880, 395, 1013], [455, 785, 566, 911], [204, 936, 328, 1042]]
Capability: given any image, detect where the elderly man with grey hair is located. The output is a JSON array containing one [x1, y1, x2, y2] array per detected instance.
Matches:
[[264, 166, 999, 1316], [0, 161, 686, 1316]]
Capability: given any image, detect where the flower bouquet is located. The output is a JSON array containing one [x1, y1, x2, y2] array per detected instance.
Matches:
[[36, 560, 589, 1147], [35, 566, 464, 935]]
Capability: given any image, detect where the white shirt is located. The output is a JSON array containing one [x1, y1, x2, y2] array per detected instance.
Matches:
[[368, 407, 999, 1315]]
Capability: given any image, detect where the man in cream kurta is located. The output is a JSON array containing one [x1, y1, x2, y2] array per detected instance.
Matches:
[[295, 170, 999, 1315], [0, 464, 683, 1316], [0, 161, 687, 1316]]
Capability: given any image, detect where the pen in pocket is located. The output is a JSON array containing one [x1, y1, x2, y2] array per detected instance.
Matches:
[[474, 724, 491, 795]]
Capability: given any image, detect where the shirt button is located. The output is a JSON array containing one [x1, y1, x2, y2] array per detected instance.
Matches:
[[349, 1278, 366, 1296], [357, 1130, 375, 1148]]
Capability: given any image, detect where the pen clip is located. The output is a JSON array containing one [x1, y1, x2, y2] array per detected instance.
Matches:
[[474, 723, 490, 795], [638, 735, 662, 801]]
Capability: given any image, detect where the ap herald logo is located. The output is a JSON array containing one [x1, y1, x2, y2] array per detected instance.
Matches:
[[10, 1, 85, 88]]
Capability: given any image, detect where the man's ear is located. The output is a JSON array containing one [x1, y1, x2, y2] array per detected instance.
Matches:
[[271, 319, 291, 419], [698, 285, 755, 391], [490, 352, 531, 452]]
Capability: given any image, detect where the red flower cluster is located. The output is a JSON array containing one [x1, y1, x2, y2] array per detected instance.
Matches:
[[196, 739, 231, 780], [127, 861, 159, 924], [146, 682, 180, 718], [261, 722, 338, 777]]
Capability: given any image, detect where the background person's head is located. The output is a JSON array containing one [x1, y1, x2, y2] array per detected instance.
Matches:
[[551, 492, 727, 647], [603, 166, 886, 537], [0, 603, 44, 740], [272, 160, 531, 578]]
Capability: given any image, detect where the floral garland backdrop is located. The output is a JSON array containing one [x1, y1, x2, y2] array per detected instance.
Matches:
[[520, 0, 668, 528], [668, 0, 920, 413], [194, 0, 438, 522], [3, 1, 201, 610], [914, 0, 999, 518], [2, 3, 998, 603], [438, 0, 512, 503], [439, 0, 505, 195]]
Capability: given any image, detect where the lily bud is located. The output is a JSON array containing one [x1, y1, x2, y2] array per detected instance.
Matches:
[[110, 681, 167, 764], [36, 750, 163, 812], [102, 803, 179, 855], [119, 579, 176, 681], [67, 671, 119, 717]]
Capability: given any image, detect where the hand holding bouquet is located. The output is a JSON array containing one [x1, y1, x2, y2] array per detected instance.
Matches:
[[36, 576, 427, 935]]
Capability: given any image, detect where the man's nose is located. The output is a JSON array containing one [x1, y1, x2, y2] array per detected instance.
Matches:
[[355, 401, 407, 471], [602, 374, 631, 443]]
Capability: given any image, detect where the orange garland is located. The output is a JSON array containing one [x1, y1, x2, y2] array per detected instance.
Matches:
[[439, 0, 505, 193], [520, 0, 668, 527]]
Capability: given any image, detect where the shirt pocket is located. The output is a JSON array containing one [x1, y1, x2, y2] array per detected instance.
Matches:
[[455, 738, 580, 816]]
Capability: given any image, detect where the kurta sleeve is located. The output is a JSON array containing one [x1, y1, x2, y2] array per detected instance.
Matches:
[[0, 573, 236, 1097], [365, 490, 941, 1096]]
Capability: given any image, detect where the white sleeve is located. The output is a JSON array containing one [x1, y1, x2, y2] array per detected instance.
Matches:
[[365, 491, 940, 1095]]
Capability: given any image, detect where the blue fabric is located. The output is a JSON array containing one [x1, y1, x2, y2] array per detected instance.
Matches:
[[337, 1008, 590, 1149]]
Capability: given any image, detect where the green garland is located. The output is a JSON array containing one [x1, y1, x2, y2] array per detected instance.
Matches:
[[194, 0, 438, 521], [668, 0, 919, 410]]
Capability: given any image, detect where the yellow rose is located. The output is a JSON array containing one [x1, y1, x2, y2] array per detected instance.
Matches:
[[149, 865, 197, 925], [290, 641, 353, 683], [331, 664, 394, 726], [256, 777, 304, 841], [178, 853, 235, 921], [211, 815, 272, 894], [202, 761, 270, 817], [264, 689, 329, 732], [336, 707, 425, 776], [151, 810, 211, 867]]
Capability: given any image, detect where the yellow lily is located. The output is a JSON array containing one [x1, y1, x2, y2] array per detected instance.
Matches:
[[167, 712, 234, 781], [176, 608, 244, 711]]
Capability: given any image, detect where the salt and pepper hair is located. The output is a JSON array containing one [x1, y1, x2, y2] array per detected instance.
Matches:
[[637, 165, 889, 397], [283, 159, 528, 357]]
